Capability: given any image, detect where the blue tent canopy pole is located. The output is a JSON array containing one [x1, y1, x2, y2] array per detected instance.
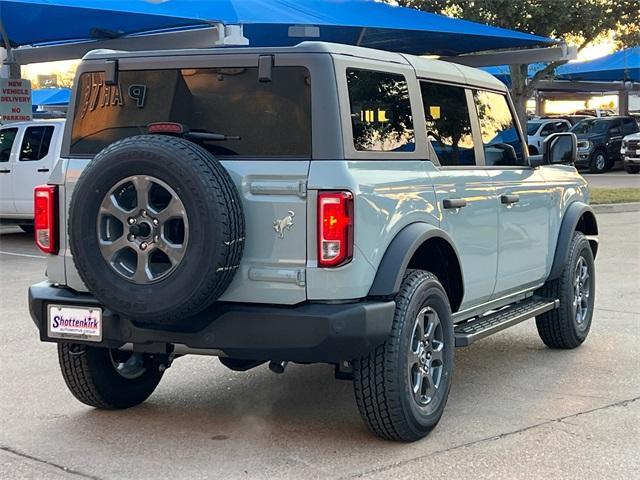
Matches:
[[0, 14, 21, 78]]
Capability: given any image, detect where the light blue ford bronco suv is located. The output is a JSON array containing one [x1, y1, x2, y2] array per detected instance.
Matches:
[[29, 42, 598, 442]]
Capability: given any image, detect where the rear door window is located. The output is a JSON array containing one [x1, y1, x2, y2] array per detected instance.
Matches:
[[19, 126, 54, 161], [473, 90, 526, 166], [71, 67, 311, 157], [419, 81, 476, 166], [346, 69, 415, 152], [0, 128, 18, 162]]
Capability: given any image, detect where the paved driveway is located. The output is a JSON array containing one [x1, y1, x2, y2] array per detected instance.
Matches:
[[1, 213, 639, 479]]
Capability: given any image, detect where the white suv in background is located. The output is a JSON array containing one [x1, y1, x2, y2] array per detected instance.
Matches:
[[0, 119, 65, 232], [621, 132, 640, 174], [526, 118, 571, 155]]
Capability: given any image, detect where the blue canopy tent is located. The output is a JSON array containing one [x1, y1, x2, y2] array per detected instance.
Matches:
[[482, 48, 640, 115], [555, 46, 639, 82], [484, 47, 640, 84], [31, 87, 71, 108], [483, 63, 546, 87], [0, 0, 555, 56]]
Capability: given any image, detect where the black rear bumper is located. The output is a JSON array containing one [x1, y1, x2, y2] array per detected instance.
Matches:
[[29, 282, 395, 363]]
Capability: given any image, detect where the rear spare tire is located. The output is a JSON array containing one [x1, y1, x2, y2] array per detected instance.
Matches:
[[69, 135, 244, 327]]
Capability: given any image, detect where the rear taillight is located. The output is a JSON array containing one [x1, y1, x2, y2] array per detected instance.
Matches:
[[318, 191, 353, 267], [34, 185, 58, 254]]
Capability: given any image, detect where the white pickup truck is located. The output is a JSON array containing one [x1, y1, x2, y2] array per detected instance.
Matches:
[[0, 119, 65, 232]]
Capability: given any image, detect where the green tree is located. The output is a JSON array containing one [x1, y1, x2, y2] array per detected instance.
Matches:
[[395, 0, 640, 126]]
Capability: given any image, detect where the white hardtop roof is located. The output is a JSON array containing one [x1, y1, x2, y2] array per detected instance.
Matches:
[[1, 118, 66, 127], [83, 41, 506, 92]]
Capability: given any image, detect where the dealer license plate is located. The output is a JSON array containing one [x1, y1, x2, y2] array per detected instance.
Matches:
[[48, 305, 102, 342]]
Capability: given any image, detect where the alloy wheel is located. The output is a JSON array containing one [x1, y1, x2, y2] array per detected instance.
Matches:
[[573, 256, 591, 328], [97, 175, 189, 284], [408, 306, 445, 407]]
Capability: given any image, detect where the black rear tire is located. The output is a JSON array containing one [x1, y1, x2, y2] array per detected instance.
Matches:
[[69, 135, 244, 327], [353, 270, 454, 442], [58, 344, 164, 409], [536, 231, 595, 348]]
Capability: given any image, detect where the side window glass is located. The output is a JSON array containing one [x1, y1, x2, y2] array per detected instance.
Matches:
[[420, 81, 476, 166], [20, 126, 54, 161], [558, 122, 570, 133], [0, 128, 18, 162], [540, 123, 555, 136], [622, 118, 637, 134], [346, 69, 415, 152], [474, 90, 526, 166]]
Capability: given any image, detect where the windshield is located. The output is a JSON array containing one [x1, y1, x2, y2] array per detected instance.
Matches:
[[70, 66, 311, 157], [526, 122, 541, 135], [570, 119, 612, 135]]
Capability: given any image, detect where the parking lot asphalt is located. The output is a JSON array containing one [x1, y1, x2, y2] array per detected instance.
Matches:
[[582, 170, 640, 188], [1, 213, 639, 480]]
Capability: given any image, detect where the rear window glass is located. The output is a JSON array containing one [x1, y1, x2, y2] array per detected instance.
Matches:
[[70, 67, 311, 157]]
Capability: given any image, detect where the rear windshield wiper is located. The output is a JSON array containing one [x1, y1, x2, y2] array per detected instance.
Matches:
[[147, 123, 240, 141], [185, 130, 241, 142]]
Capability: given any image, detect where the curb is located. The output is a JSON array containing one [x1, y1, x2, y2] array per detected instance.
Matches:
[[591, 202, 640, 214]]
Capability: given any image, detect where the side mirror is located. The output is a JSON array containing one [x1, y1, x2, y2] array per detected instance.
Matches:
[[485, 142, 518, 166], [543, 132, 577, 165]]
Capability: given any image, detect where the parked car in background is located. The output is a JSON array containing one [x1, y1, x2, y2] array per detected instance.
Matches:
[[526, 118, 571, 155], [621, 132, 640, 174], [573, 108, 616, 118], [571, 116, 639, 173], [0, 119, 65, 232], [541, 114, 594, 126]]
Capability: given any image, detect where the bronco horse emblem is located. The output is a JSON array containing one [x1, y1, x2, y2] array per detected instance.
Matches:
[[273, 210, 295, 239]]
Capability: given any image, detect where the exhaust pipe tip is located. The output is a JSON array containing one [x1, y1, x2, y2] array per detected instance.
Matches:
[[268, 360, 288, 374]]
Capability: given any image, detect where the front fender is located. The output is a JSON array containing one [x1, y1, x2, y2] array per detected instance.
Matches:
[[548, 202, 598, 281]]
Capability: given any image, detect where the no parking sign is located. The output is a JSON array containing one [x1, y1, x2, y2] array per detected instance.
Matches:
[[0, 78, 32, 122]]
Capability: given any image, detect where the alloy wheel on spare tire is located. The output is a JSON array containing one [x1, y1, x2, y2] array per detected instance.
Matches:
[[69, 135, 245, 327]]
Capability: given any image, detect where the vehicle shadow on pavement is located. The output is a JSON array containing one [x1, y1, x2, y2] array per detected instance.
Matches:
[[59, 330, 603, 445]]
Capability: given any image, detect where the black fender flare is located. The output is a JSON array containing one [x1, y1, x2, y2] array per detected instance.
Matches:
[[368, 222, 463, 298], [548, 201, 598, 281]]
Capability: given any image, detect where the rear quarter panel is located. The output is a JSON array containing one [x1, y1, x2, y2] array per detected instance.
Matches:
[[306, 160, 439, 300]]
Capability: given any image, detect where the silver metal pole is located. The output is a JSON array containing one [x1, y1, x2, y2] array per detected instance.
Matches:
[[0, 16, 20, 78]]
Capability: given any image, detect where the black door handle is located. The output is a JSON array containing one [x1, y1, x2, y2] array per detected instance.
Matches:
[[501, 194, 520, 205], [443, 198, 468, 209], [37, 168, 50, 172], [0, 169, 10, 173]]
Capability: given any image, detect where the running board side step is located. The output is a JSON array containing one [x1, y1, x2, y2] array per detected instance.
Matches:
[[454, 297, 559, 347]]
